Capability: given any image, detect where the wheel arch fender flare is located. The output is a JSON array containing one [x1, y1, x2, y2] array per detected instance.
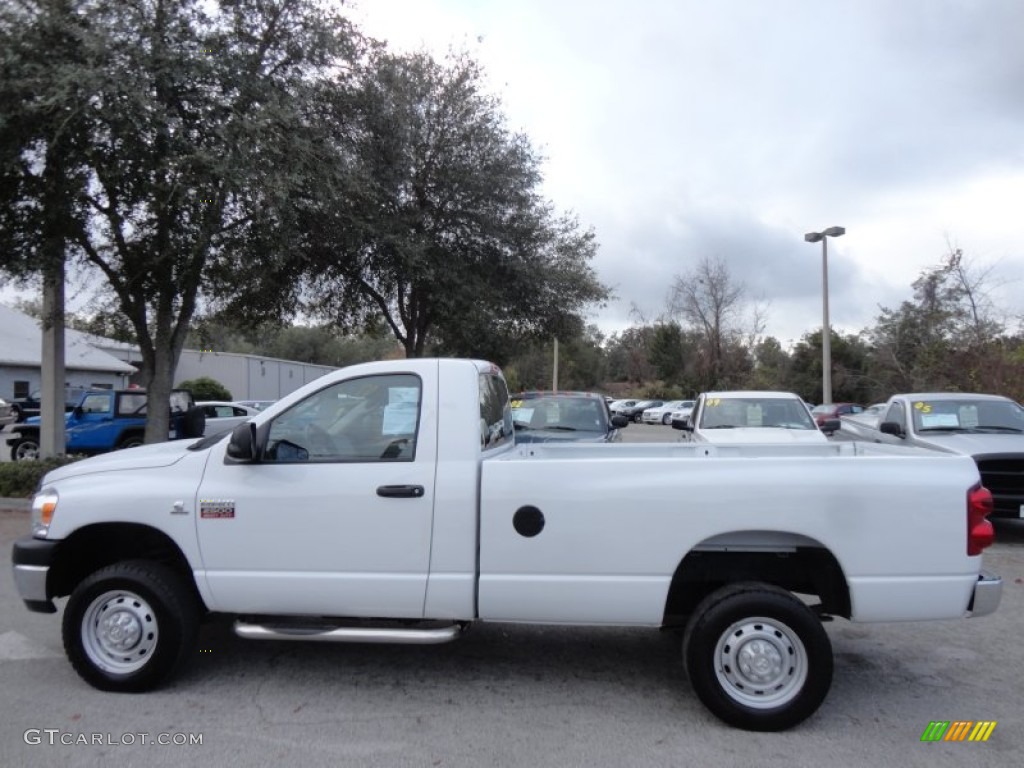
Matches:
[[663, 531, 852, 623]]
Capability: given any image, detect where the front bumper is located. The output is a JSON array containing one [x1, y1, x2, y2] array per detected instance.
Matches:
[[11, 536, 59, 614], [967, 569, 1002, 617]]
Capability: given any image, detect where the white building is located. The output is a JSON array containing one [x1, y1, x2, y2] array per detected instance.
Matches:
[[1, 304, 337, 402], [0, 304, 136, 400]]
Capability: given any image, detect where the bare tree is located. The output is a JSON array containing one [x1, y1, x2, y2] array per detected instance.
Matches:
[[667, 256, 753, 389]]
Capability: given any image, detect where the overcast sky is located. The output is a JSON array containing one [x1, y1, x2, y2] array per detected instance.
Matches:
[[349, 0, 1024, 346]]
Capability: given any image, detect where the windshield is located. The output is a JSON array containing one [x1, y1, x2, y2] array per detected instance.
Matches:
[[511, 395, 609, 433], [699, 397, 817, 430], [911, 398, 1024, 433]]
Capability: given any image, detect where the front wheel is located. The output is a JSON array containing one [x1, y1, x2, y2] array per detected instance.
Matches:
[[682, 582, 832, 731], [62, 560, 199, 692], [662, 414, 672, 425], [11, 437, 40, 461]]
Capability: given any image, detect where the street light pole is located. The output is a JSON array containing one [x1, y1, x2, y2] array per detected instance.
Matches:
[[803, 226, 845, 405]]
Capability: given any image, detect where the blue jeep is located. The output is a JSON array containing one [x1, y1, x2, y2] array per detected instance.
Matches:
[[5, 389, 205, 461]]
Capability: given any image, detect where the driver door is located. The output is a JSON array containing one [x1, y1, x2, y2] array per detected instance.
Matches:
[[195, 371, 437, 618]]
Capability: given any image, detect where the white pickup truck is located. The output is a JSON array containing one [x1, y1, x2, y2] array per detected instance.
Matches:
[[11, 359, 1002, 732], [835, 392, 1024, 519], [679, 390, 835, 444]]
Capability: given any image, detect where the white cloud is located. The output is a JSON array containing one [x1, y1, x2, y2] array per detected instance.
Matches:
[[348, 0, 1024, 343]]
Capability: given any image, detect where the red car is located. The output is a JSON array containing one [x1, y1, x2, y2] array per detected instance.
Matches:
[[810, 402, 865, 429]]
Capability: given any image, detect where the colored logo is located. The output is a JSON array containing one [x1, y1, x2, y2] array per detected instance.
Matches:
[[921, 721, 996, 742]]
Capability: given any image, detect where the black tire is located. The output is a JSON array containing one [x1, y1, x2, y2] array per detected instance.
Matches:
[[62, 560, 199, 692], [118, 434, 145, 449], [11, 436, 40, 461], [682, 582, 832, 731], [633, 413, 643, 423]]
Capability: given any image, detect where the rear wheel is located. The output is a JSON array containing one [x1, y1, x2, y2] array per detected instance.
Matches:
[[118, 435, 145, 449], [682, 582, 832, 731], [62, 560, 199, 692]]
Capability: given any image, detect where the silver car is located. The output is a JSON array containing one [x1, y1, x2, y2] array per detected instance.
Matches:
[[0, 397, 14, 428]]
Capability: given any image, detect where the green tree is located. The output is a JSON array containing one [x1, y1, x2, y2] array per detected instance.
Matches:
[[787, 330, 873, 404], [296, 48, 608, 358], [648, 322, 686, 383], [0, 0, 361, 443], [865, 249, 1006, 395], [177, 376, 232, 401]]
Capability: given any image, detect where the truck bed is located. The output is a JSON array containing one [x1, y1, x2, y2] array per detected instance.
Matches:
[[502, 439, 929, 460]]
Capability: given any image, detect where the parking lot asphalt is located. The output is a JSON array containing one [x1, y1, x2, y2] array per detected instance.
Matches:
[[1, 424, 1022, 767]]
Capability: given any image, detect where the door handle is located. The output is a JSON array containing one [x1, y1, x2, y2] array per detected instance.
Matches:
[[376, 484, 425, 498]]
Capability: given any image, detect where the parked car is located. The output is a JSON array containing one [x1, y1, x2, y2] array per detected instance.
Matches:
[[680, 391, 836, 444], [5, 388, 205, 461], [236, 399, 277, 412], [835, 392, 1024, 519], [0, 397, 15, 428], [511, 391, 629, 443], [616, 400, 664, 423], [643, 400, 692, 425], [608, 399, 638, 415], [196, 401, 261, 437], [669, 400, 698, 429], [810, 402, 865, 432], [8, 387, 89, 422]]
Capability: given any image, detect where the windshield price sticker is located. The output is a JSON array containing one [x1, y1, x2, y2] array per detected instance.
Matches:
[[913, 401, 933, 413], [707, 398, 721, 407]]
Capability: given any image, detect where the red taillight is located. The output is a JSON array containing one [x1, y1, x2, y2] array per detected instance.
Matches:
[[967, 484, 995, 556]]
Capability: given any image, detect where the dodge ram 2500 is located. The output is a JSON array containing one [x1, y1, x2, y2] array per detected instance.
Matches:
[[11, 359, 1002, 732], [835, 392, 1024, 519]]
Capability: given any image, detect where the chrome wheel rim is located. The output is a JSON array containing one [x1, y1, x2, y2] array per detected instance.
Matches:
[[81, 590, 159, 674], [15, 441, 39, 461], [713, 616, 808, 709]]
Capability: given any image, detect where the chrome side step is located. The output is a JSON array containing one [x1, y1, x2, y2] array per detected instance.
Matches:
[[233, 619, 463, 645]]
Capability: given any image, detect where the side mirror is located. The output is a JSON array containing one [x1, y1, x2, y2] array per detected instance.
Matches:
[[879, 421, 903, 437], [610, 415, 629, 428], [681, 419, 695, 432], [226, 422, 261, 461], [821, 418, 841, 434], [72, 405, 83, 418]]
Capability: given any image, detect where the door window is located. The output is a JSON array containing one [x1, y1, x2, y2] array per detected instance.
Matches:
[[265, 374, 421, 462]]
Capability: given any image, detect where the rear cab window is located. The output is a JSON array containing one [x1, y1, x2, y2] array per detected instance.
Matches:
[[479, 372, 513, 451]]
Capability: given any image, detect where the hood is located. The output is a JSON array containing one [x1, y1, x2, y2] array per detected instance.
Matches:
[[911, 431, 1024, 456], [698, 428, 828, 445], [42, 439, 198, 484]]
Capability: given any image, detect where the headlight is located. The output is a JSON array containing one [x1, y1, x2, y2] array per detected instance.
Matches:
[[31, 488, 58, 538]]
